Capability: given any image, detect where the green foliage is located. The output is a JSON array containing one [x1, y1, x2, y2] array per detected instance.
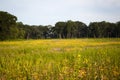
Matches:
[[89, 21, 119, 38], [0, 11, 120, 40], [0, 11, 18, 40], [55, 20, 88, 38], [55, 22, 66, 38]]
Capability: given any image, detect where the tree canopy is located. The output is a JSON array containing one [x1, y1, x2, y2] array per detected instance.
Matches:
[[0, 11, 120, 40], [0, 11, 18, 40]]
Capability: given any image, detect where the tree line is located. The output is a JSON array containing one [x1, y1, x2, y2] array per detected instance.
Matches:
[[0, 11, 120, 40]]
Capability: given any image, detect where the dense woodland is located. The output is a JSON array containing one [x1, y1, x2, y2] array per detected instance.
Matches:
[[0, 11, 120, 40]]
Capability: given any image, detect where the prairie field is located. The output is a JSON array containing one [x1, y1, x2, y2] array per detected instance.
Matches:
[[0, 38, 120, 80]]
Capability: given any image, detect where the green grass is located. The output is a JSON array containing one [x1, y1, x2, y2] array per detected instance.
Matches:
[[0, 38, 120, 80]]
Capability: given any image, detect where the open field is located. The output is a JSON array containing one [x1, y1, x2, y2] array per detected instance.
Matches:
[[0, 38, 120, 80]]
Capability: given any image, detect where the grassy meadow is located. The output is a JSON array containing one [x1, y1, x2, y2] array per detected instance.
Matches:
[[0, 38, 120, 80]]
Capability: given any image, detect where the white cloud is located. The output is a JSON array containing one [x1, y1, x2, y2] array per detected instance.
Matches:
[[96, 0, 120, 7], [0, 0, 120, 25]]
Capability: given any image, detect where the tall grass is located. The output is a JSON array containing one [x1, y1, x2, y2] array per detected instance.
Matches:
[[0, 38, 120, 80]]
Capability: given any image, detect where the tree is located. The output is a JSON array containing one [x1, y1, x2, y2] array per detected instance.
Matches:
[[0, 11, 119, 40], [55, 22, 66, 38], [0, 11, 18, 40], [16, 22, 25, 39], [115, 21, 120, 37], [66, 20, 75, 38], [74, 21, 88, 38], [88, 21, 117, 38]]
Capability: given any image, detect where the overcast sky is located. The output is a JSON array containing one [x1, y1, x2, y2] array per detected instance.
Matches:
[[0, 0, 120, 25]]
